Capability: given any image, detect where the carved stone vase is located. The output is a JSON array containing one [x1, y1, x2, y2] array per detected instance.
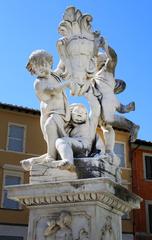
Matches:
[[57, 6, 102, 95]]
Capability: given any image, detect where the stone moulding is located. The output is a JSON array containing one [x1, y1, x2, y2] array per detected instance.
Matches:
[[6, 178, 141, 215]]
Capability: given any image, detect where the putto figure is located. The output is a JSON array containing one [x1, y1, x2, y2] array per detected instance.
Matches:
[[44, 211, 73, 240], [55, 88, 105, 168], [93, 38, 139, 161], [21, 50, 71, 170]]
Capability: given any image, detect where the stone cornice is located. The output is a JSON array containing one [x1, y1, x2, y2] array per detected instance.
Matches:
[[6, 178, 142, 214]]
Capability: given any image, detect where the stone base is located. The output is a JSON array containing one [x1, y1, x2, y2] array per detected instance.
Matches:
[[28, 201, 120, 240], [30, 163, 77, 183], [30, 156, 121, 183], [6, 178, 142, 240], [75, 157, 121, 182]]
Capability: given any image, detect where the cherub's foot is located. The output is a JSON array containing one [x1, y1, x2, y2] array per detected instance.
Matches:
[[21, 159, 32, 171], [49, 160, 76, 172], [21, 154, 54, 171], [59, 161, 76, 172], [127, 101, 135, 112], [45, 155, 55, 163], [105, 151, 120, 166], [118, 101, 135, 113]]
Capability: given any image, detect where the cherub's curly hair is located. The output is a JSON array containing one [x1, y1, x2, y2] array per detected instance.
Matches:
[[59, 212, 72, 227], [26, 49, 53, 75], [69, 103, 87, 114]]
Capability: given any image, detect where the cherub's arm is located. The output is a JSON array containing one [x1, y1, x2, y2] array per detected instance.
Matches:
[[84, 88, 100, 132], [54, 60, 69, 79], [101, 39, 117, 75], [96, 57, 110, 76], [107, 45, 117, 74], [44, 220, 59, 237]]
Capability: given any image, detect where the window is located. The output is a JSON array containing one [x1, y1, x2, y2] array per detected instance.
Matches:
[[122, 212, 130, 220], [114, 142, 125, 167], [7, 123, 26, 152], [2, 170, 23, 209], [122, 234, 133, 240], [0, 237, 23, 240], [146, 202, 152, 234], [0, 224, 27, 240], [144, 155, 152, 180], [148, 204, 152, 233]]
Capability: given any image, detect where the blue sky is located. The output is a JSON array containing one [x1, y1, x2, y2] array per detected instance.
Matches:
[[0, 0, 152, 141]]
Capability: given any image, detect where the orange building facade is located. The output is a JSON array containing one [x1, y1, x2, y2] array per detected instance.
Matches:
[[132, 139, 152, 240]]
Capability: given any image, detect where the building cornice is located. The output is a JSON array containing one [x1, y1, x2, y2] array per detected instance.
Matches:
[[0, 102, 40, 116]]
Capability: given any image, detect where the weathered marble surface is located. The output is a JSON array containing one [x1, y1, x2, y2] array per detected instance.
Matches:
[[29, 156, 121, 184], [30, 163, 77, 183], [6, 178, 142, 240], [56, 6, 102, 96]]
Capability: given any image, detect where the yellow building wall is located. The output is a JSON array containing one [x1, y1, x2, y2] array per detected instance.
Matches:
[[0, 107, 46, 225], [0, 108, 46, 154]]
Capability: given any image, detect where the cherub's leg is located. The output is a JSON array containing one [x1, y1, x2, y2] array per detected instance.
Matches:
[[40, 114, 47, 142], [44, 115, 59, 160], [101, 124, 115, 154], [56, 137, 84, 163], [99, 99, 115, 154], [21, 154, 47, 171], [101, 124, 120, 166], [117, 101, 135, 114], [56, 137, 74, 165]]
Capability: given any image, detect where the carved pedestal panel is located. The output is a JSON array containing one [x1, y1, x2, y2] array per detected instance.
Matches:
[[6, 178, 141, 240]]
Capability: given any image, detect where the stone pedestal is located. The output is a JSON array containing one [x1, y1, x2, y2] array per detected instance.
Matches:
[[6, 178, 141, 240]]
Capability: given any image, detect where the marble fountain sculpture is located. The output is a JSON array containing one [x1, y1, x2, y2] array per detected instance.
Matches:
[[6, 7, 141, 240]]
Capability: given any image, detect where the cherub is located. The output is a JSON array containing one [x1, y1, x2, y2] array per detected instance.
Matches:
[[100, 216, 116, 240], [93, 39, 139, 159], [55, 88, 105, 168], [21, 50, 70, 170], [44, 212, 73, 240]]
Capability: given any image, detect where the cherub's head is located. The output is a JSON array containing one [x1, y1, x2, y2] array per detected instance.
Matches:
[[79, 228, 89, 239], [70, 104, 88, 124], [26, 50, 53, 77], [57, 212, 72, 228], [97, 52, 107, 70]]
